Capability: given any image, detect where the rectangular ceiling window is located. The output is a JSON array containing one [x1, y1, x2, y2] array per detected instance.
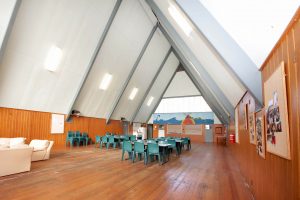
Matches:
[[99, 73, 112, 90], [129, 87, 138, 100], [168, 5, 192, 36], [44, 45, 62, 72], [147, 96, 154, 106]]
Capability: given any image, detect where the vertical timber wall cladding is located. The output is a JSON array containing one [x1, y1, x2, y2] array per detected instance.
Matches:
[[0, 107, 123, 147], [229, 9, 300, 200]]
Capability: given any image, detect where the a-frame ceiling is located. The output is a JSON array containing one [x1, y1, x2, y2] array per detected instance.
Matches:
[[0, 0, 278, 125]]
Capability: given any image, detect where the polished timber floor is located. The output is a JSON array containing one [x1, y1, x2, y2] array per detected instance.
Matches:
[[0, 144, 252, 200]]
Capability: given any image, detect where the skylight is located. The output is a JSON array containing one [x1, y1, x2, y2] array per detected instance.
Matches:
[[129, 87, 138, 100], [168, 5, 193, 36], [99, 73, 112, 90], [147, 96, 154, 106], [44, 45, 62, 72]]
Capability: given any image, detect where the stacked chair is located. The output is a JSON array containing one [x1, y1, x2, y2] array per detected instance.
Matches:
[[65, 131, 91, 147]]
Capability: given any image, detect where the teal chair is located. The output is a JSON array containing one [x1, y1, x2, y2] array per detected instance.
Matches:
[[146, 142, 162, 165], [108, 135, 117, 149], [100, 135, 108, 149], [105, 132, 111, 136], [74, 131, 81, 146], [122, 141, 134, 162], [66, 131, 76, 147], [130, 135, 136, 141], [124, 135, 130, 141], [182, 137, 191, 150], [167, 139, 179, 156], [80, 132, 89, 146], [95, 135, 101, 148], [133, 141, 146, 164]]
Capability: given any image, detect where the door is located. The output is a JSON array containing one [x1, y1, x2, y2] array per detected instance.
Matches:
[[205, 125, 213, 142], [147, 124, 153, 139]]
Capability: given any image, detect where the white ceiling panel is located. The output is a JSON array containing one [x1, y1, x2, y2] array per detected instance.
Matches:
[[0, 0, 116, 113], [73, 0, 155, 118], [134, 53, 179, 123], [164, 71, 200, 98], [0, 0, 17, 49], [154, 0, 246, 106], [111, 30, 170, 120]]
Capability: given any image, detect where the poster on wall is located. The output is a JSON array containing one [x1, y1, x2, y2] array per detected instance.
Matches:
[[244, 104, 248, 130], [255, 111, 265, 159], [235, 107, 239, 143], [264, 62, 290, 159], [51, 114, 65, 134], [153, 112, 214, 125], [249, 112, 256, 144]]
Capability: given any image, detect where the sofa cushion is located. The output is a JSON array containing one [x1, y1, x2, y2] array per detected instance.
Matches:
[[0, 138, 11, 147], [29, 140, 50, 151], [10, 138, 26, 147], [10, 144, 30, 149]]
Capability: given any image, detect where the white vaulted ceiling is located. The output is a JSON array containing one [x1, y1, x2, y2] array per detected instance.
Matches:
[[0, 0, 295, 124]]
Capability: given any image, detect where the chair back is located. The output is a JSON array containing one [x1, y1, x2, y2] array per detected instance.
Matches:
[[148, 143, 159, 154], [134, 141, 144, 153], [108, 135, 115, 143], [167, 139, 176, 147], [130, 135, 136, 141], [123, 141, 133, 152], [106, 132, 111, 135], [95, 135, 101, 143], [182, 137, 189, 144], [82, 132, 88, 138], [67, 131, 74, 138], [101, 135, 108, 143], [124, 135, 130, 141], [75, 131, 81, 137]]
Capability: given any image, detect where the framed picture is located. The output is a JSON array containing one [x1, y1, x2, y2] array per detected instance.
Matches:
[[234, 107, 239, 143], [255, 111, 265, 159], [264, 62, 290, 159], [244, 104, 248, 130], [249, 112, 255, 144]]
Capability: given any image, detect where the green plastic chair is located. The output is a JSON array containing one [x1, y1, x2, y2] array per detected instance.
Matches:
[[182, 137, 191, 150], [122, 140, 134, 162], [66, 131, 76, 147], [130, 135, 136, 141], [108, 135, 117, 149], [95, 135, 101, 148], [133, 141, 146, 164], [100, 135, 108, 149], [80, 132, 89, 146], [146, 142, 161, 165], [124, 135, 130, 141], [74, 131, 81, 146], [167, 139, 179, 156]]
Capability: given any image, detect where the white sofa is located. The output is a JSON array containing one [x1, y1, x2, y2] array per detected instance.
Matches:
[[0, 146, 33, 177], [29, 140, 54, 161], [0, 137, 27, 148]]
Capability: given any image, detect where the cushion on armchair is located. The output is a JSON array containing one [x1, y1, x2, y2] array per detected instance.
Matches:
[[29, 140, 50, 151], [10, 137, 26, 147]]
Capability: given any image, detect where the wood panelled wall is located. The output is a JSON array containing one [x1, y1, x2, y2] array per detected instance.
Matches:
[[0, 107, 123, 147], [229, 8, 300, 200]]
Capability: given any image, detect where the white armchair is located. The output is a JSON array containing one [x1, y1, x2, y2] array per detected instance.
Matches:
[[29, 140, 54, 161]]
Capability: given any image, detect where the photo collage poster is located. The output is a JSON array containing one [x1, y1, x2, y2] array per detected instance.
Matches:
[[249, 112, 256, 144], [255, 111, 265, 159], [264, 62, 290, 159]]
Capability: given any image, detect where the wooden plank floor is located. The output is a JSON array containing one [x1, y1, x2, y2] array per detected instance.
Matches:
[[0, 144, 252, 200]]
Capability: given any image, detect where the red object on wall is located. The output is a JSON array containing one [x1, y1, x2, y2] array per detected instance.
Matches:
[[229, 134, 235, 143]]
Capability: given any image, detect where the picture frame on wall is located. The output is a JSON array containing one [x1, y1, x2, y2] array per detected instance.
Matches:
[[234, 107, 239, 143], [244, 104, 248, 130], [264, 62, 290, 160], [249, 112, 255, 144], [255, 110, 265, 159]]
